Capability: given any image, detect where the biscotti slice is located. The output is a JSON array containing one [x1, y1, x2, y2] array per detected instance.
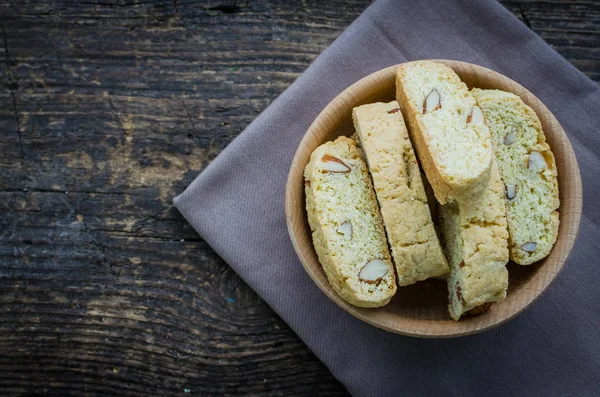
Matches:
[[304, 136, 397, 308], [352, 101, 449, 286], [471, 89, 560, 265], [440, 162, 509, 321], [396, 61, 493, 204]]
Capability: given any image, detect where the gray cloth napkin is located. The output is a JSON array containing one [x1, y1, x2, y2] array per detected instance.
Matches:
[[174, 0, 600, 395]]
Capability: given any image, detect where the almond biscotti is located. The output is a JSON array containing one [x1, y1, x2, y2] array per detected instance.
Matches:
[[396, 61, 493, 204], [471, 89, 560, 265], [440, 162, 509, 321], [304, 136, 397, 307], [352, 101, 449, 286]]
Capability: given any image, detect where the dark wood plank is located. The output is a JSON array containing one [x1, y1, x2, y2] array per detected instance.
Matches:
[[0, 1, 366, 395], [0, 0, 597, 396], [502, 0, 600, 82]]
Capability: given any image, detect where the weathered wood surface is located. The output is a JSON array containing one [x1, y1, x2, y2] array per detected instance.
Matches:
[[0, 1, 597, 396]]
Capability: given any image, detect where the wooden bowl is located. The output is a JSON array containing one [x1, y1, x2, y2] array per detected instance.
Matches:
[[285, 60, 582, 337]]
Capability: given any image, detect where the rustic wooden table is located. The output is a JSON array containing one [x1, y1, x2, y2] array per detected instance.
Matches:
[[0, 1, 598, 396]]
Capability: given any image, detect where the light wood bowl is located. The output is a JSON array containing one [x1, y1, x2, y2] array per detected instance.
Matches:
[[285, 60, 582, 337]]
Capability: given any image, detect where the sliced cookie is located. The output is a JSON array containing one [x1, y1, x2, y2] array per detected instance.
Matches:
[[471, 88, 560, 265], [304, 136, 397, 307], [396, 61, 493, 204], [352, 101, 449, 286], [440, 162, 509, 321]]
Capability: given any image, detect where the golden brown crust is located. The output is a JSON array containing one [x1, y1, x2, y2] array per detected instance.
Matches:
[[465, 302, 493, 316]]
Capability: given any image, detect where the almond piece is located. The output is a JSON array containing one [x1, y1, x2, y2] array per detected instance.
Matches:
[[387, 107, 401, 114], [358, 259, 388, 284], [455, 282, 464, 303], [336, 221, 352, 239], [467, 106, 485, 124], [506, 184, 517, 200], [521, 242, 537, 252], [321, 154, 351, 173], [504, 131, 517, 145], [423, 88, 441, 114], [528, 151, 547, 172]]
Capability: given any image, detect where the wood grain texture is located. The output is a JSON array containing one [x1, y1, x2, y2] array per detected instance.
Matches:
[[0, 0, 596, 395], [285, 61, 582, 337]]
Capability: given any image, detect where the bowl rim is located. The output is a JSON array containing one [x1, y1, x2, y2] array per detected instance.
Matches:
[[285, 60, 583, 338]]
